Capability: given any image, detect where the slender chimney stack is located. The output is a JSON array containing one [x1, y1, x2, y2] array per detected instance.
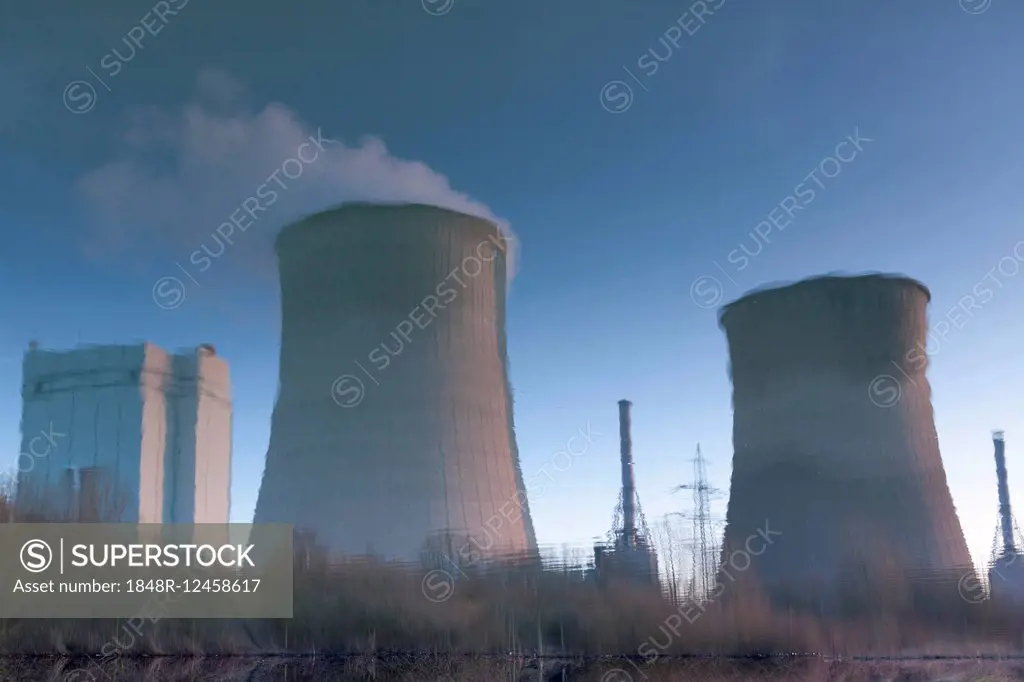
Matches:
[[619, 399, 636, 547], [994, 431, 1015, 556]]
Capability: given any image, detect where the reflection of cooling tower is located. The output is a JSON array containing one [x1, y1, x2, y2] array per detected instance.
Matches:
[[717, 274, 973, 614], [253, 203, 536, 563]]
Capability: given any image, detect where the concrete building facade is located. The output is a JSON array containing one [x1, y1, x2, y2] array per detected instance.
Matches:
[[253, 202, 537, 564], [16, 342, 231, 523], [717, 274, 974, 616]]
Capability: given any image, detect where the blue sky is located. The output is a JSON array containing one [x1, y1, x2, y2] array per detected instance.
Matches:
[[1, 0, 1023, 573]]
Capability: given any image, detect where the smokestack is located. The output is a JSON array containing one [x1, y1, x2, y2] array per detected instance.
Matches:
[[994, 431, 1015, 556], [619, 399, 636, 547]]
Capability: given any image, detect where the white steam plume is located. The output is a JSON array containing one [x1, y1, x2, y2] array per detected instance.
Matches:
[[75, 70, 517, 282]]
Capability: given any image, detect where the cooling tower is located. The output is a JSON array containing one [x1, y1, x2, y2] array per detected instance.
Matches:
[[253, 203, 536, 564], [717, 274, 973, 615]]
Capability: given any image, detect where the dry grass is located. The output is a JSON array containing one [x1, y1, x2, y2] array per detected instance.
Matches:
[[1, 553, 1020, 659], [1, 491, 1021, 660]]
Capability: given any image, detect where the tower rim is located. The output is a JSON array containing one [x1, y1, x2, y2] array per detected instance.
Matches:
[[274, 202, 504, 251], [718, 272, 931, 328]]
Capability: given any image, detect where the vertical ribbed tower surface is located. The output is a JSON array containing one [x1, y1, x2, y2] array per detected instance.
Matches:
[[253, 203, 536, 564], [717, 274, 973, 613]]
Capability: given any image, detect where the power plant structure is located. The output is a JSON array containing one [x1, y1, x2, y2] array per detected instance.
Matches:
[[593, 399, 659, 588], [987, 431, 1024, 604], [16, 342, 231, 523], [717, 273, 975, 618], [252, 203, 537, 566]]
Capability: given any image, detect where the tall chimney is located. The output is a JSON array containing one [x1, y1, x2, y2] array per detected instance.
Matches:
[[994, 431, 1015, 556], [619, 399, 636, 547]]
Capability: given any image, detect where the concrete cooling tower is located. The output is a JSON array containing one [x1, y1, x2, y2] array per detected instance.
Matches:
[[253, 203, 537, 565], [716, 274, 974, 616]]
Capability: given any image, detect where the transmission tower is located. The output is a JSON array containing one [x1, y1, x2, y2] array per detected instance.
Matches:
[[674, 443, 721, 602]]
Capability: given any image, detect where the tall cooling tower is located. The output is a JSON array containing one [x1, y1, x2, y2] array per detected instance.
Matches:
[[253, 203, 536, 564], [717, 274, 973, 615]]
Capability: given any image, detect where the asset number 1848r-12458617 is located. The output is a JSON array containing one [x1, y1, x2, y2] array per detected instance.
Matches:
[[126, 578, 261, 593]]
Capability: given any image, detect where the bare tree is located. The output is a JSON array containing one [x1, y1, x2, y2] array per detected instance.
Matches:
[[8, 467, 130, 523], [655, 514, 688, 604], [0, 477, 14, 523], [76, 467, 130, 522]]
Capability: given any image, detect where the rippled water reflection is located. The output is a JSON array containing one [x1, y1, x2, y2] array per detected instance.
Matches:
[[6, 655, 1024, 681]]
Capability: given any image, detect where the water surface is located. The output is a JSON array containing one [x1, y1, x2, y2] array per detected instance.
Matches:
[[6, 654, 1024, 681]]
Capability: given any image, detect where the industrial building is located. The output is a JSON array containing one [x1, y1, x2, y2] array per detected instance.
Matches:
[[987, 431, 1024, 605], [592, 400, 659, 588], [716, 273, 975, 617], [16, 342, 231, 523], [252, 202, 537, 565]]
